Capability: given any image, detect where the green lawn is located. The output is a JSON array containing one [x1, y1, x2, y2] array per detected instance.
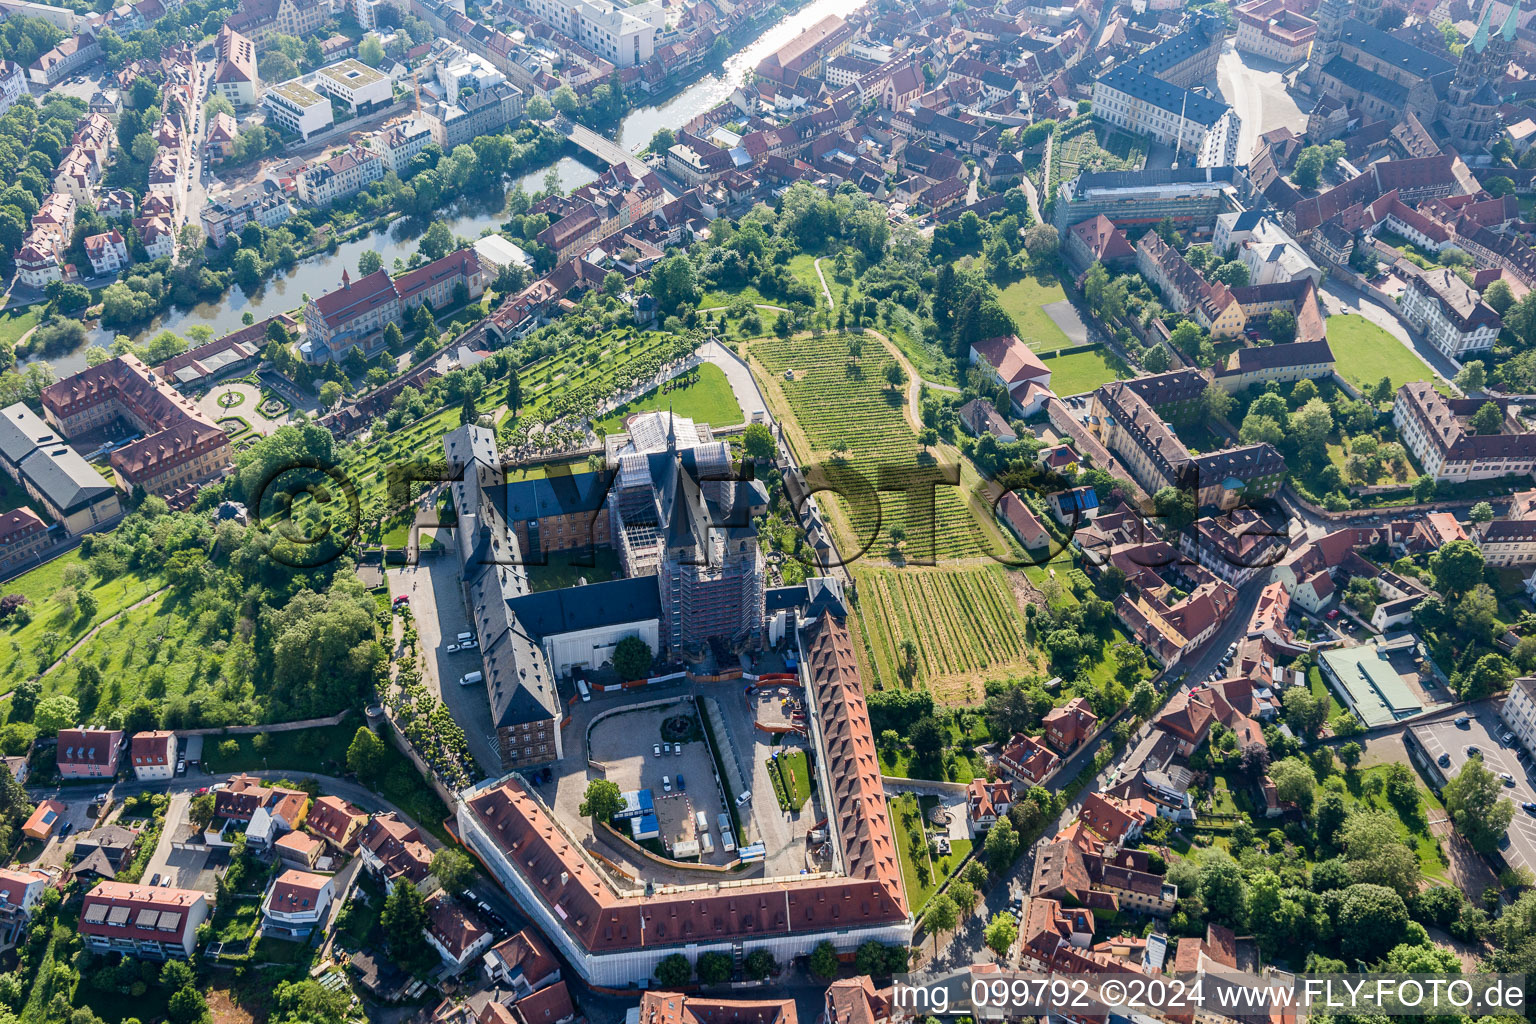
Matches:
[[1041, 347, 1129, 397], [0, 307, 41, 349], [1342, 765, 1450, 885], [1327, 314, 1436, 395], [997, 274, 1072, 352], [767, 748, 811, 811], [593, 362, 744, 434], [202, 723, 358, 775], [889, 792, 970, 915]]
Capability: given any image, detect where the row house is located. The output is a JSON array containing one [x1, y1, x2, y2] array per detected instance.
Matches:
[[199, 184, 292, 247], [295, 147, 385, 208], [1135, 230, 1245, 338], [81, 882, 209, 960], [305, 795, 368, 852]]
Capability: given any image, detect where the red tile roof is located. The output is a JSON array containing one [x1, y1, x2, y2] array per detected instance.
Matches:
[[80, 880, 205, 945]]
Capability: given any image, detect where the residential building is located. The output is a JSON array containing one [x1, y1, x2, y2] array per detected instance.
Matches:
[[641, 991, 798, 1024], [1475, 490, 1536, 566], [426, 895, 494, 973], [210, 774, 310, 848], [129, 731, 175, 781], [0, 868, 49, 948], [22, 801, 64, 841], [1031, 832, 1178, 915], [1394, 382, 1536, 483], [226, 0, 330, 47], [84, 230, 128, 277], [274, 830, 323, 869], [213, 25, 258, 107], [1046, 486, 1100, 525], [362, 118, 432, 175], [0, 403, 121, 534], [28, 34, 101, 86], [1044, 697, 1099, 752], [295, 146, 385, 207], [262, 79, 334, 141], [199, 184, 292, 247], [56, 728, 123, 779], [0, 62, 28, 117], [70, 826, 138, 881], [422, 82, 524, 149], [1212, 339, 1335, 393], [262, 870, 334, 940], [40, 356, 231, 503], [1502, 677, 1536, 760], [1214, 211, 1321, 286], [1397, 265, 1502, 360], [519, 0, 665, 66], [958, 398, 1018, 443], [966, 778, 1014, 828], [358, 812, 434, 889], [1135, 231, 1245, 338], [1064, 214, 1136, 273], [205, 112, 239, 161], [969, 334, 1052, 410], [998, 732, 1061, 784], [305, 795, 367, 851], [484, 929, 562, 995], [824, 978, 892, 1024], [80, 882, 209, 959], [0, 509, 50, 574], [1234, 0, 1316, 63], [313, 59, 392, 114], [995, 492, 1052, 553]]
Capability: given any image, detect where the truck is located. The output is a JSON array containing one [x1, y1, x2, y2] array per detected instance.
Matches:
[[576, 679, 591, 702]]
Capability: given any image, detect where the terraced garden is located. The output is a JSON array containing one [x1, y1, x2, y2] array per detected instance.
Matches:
[[748, 333, 1014, 563], [855, 564, 1036, 700]]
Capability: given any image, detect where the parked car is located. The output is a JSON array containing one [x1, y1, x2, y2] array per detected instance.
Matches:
[[653, 744, 661, 757], [447, 643, 462, 653], [1502, 773, 1516, 786], [662, 776, 672, 793], [674, 743, 682, 756], [1502, 730, 1517, 745], [1438, 753, 1451, 767], [1467, 745, 1482, 758], [149, 874, 160, 886], [1523, 803, 1536, 815], [677, 773, 686, 791], [176, 759, 185, 775], [736, 790, 751, 806], [1456, 716, 1471, 727]]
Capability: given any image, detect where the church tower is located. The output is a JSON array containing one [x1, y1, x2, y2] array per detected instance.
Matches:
[[1305, 0, 1352, 90]]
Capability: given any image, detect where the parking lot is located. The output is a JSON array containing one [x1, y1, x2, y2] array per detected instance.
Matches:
[[388, 559, 503, 777], [569, 700, 732, 865], [1410, 701, 1536, 880]]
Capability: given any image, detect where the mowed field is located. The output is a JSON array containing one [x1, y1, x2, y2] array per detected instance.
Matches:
[[1042, 346, 1131, 397], [593, 362, 743, 434], [748, 333, 1014, 562], [855, 564, 1037, 701], [1327, 314, 1436, 395], [997, 275, 1072, 352]]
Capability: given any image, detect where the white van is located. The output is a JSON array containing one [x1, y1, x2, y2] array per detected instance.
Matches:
[[576, 679, 591, 702], [457, 632, 475, 644], [699, 831, 715, 855], [720, 829, 736, 853], [459, 671, 484, 686], [695, 810, 709, 831]]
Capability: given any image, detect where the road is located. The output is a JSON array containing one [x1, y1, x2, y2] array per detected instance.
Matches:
[[1215, 44, 1310, 165]]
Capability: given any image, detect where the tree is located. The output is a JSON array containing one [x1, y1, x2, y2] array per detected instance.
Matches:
[[808, 940, 840, 980], [1268, 309, 1297, 345], [381, 883, 438, 975], [949, 879, 977, 916], [696, 951, 733, 984], [1486, 175, 1517, 198], [612, 635, 652, 680], [419, 220, 455, 262], [358, 33, 385, 67], [580, 779, 624, 821], [742, 423, 775, 460], [1023, 224, 1059, 261], [1442, 756, 1515, 853], [655, 953, 692, 986], [526, 95, 554, 121], [1486, 279, 1516, 315], [1269, 756, 1316, 813], [166, 986, 207, 1024], [1131, 679, 1156, 718], [984, 816, 1020, 870], [984, 911, 1018, 957], [1430, 539, 1485, 598], [1152, 486, 1196, 531], [1455, 360, 1487, 393], [346, 726, 388, 784], [33, 694, 78, 736], [188, 792, 216, 831], [884, 361, 907, 391], [1143, 345, 1170, 373], [744, 949, 777, 980], [1470, 400, 1504, 435], [1338, 883, 1410, 961], [925, 893, 958, 948], [318, 381, 344, 410], [359, 250, 383, 276], [1339, 742, 1362, 769], [1291, 397, 1334, 451], [430, 848, 474, 893]]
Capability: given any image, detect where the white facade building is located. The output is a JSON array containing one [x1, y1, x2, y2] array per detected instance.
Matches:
[[313, 59, 393, 114], [519, 0, 665, 66], [1505, 678, 1536, 758], [1398, 266, 1502, 359], [262, 80, 334, 141]]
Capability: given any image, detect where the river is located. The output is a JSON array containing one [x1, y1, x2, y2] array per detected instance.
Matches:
[[51, 0, 869, 372]]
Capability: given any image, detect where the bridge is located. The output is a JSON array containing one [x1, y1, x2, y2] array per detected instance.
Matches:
[[556, 118, 651, 179]]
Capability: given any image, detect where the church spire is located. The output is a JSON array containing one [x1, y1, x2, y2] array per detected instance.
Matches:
[[666, 403, 676, 453], [1501, 0, 1522, 41], [1470, 0, 1498, 53]]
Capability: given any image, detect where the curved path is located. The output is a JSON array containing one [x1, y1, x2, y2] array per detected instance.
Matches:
[[38, 585, 170, 680], [813, 257, 834, 307]]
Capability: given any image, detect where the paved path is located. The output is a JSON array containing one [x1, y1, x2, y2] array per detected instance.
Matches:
[[40, 585, 170, 679], [813, 257, 834, 307], [700, 339, 772, 426]]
